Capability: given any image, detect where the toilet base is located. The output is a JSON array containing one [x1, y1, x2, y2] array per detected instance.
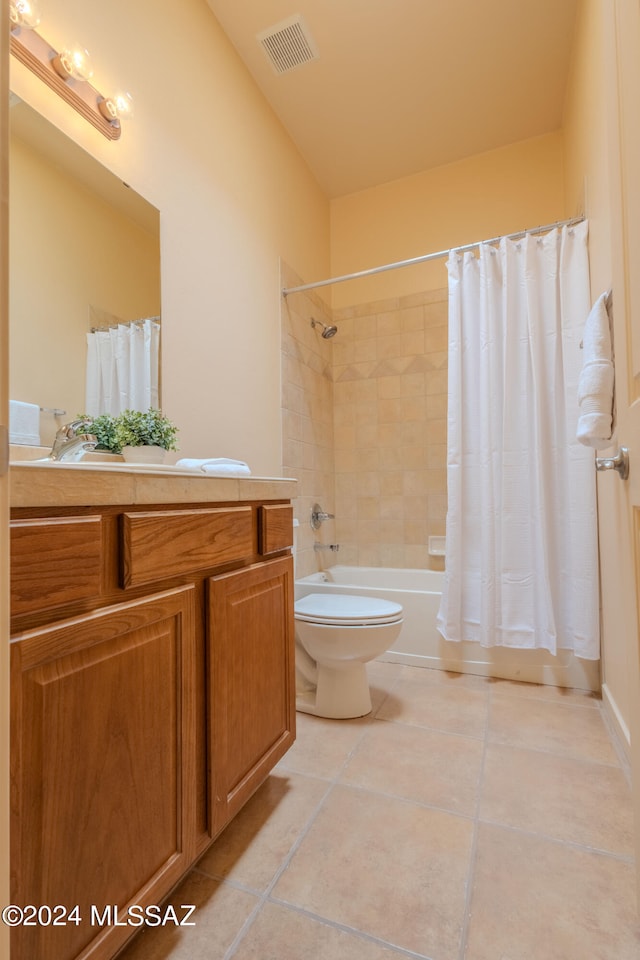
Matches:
[[295, 661, 372, 719]]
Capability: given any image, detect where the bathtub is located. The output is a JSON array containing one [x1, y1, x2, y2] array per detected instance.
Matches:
[[295, 565, 599, 691]]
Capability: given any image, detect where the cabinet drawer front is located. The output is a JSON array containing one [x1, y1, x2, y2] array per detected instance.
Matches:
[[259, 504, 293, 555], [11, 516, 104, 617], [122, 507, 254, 587]]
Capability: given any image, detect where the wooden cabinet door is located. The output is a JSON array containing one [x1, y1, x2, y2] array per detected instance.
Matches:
[[10, 586, 197, 960], [208, 556, 295, 838]]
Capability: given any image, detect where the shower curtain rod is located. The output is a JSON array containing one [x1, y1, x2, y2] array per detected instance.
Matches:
[[281, 215, 585, 297]]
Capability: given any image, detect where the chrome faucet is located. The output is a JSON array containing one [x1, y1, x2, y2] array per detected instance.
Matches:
[[311, 503, 335, 529], [314, 543, 340, 552], [46, 419, 98, 461]]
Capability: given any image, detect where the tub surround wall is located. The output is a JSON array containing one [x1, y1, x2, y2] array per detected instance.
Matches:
[[281, 262, 335, 579], [332, 289, 448, 570]]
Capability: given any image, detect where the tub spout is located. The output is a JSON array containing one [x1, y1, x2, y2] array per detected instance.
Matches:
[[314, 543, 340, 552]]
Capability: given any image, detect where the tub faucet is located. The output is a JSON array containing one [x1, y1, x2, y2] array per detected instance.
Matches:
[[314, 543, 340, 552], [46, 419, 98, 461], [311, 503, 335, 529]]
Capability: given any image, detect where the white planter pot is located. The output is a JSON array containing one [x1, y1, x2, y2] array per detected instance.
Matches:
[[120, 445, 166, 464]]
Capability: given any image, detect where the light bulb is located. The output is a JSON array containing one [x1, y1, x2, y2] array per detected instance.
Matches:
[[98, 90, 134, 124], [52, 43, 94, 82], [9, 0, 41, 29]]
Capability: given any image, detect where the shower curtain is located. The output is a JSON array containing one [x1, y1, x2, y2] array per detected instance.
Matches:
[[85, 317, 160, 416], [436, 221, 600, 659]]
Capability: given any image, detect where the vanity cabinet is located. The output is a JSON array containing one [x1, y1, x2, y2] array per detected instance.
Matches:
[[9, 497, 295, 960]]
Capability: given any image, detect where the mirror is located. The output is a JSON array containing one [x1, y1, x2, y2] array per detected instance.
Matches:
[[9, 95, 161, 446]]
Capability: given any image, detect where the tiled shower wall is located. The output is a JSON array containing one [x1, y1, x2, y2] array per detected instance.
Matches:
[[332, 290, 448, 569], [281, 263, 336, 579], [281, 261, 448, 575]]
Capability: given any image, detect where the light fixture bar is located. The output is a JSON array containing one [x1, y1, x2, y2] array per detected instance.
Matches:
[[10, 25, 121, 140]]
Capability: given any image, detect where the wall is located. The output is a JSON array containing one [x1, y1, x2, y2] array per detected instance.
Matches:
[[330, 132, 566, 308], [332, 289, 448, 568], [10, 132, 160, 443], [281, 261, 335, 578], [563, 0, 635, 748], [9, 0, 330, 476]]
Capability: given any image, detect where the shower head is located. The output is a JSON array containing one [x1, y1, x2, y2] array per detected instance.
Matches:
[[310, 318, 338, 339]]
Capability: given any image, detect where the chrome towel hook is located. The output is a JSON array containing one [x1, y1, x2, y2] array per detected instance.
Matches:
[[595, 447, 629, 480]]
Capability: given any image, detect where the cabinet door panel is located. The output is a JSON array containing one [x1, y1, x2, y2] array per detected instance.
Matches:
[[208, 557, 295, 837], [10, 586, 197, 960]]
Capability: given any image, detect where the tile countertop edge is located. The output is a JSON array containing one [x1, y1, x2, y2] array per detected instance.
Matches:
[[10, 462, 299, 508]]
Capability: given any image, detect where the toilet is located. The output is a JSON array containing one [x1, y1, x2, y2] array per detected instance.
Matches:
[[294, 592, 403, 719]]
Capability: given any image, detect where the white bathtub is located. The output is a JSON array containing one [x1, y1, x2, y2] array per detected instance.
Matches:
[[295, 565, 599, 691]]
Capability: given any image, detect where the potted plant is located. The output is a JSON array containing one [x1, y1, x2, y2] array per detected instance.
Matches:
[[114, 408, 179, 462], [77, 412, 121, 454]]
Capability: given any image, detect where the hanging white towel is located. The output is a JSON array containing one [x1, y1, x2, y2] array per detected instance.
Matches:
[[175, 457, 251, 477], [9, 400, 41, 445], [576, 292, 614, 448]]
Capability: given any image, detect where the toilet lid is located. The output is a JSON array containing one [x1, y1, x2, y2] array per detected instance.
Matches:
[[295, 593, 403, 626]]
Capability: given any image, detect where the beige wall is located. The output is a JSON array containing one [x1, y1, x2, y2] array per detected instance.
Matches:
[[10, 133, 160, 444], [9, 0, 330, 475], [563, 0, 635, 747], [329, 132, 566, 308]]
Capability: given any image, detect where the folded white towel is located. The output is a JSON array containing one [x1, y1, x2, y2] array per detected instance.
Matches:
[[577, 359, 615, 406], [175, 457, 251, 477], [576, 293, 614, 449], [577, 413, 613, 447], [582, 292, 611, 362], [9, 400, 41, 445]]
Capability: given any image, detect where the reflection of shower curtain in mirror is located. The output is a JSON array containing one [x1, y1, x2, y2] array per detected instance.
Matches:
[[85, 318, 160, 415]]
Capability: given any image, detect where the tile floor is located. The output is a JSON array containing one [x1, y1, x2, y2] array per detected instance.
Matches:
[[118, 662, 640, 960]]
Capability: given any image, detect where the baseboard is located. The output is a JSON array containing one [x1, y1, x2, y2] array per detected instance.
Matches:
[[601, 681, 631, 764]]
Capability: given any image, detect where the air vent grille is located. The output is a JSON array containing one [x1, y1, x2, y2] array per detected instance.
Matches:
[[257, 14, 319, 75]]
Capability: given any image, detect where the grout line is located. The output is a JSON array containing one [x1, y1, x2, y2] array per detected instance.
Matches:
[[456, 688, 491, 960], [474, 817, 636, 865], [265, 898, 438, 960]]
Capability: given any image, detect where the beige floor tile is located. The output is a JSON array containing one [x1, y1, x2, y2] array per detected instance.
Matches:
[[340, 718, 483, 816], [276, 712, 371, 779], [377, 674, 489, 738], [489, 676, 601, 708], [488, 696, 618, 764], [466, 824, 640, 960], [115, 872, 258, 960], [196, 772, 328, 892], [273, 784, 473, 958], [233, 902, 408, 960], [480, 743, 635, 856]]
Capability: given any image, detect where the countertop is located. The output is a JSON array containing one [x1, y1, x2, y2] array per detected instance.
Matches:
[[10, 460, 298, 509]]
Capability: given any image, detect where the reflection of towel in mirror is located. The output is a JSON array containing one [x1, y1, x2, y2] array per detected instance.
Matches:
[[9, 400, 40, 445], [175, 457, 251, 476], [576, 292, 614, 448]]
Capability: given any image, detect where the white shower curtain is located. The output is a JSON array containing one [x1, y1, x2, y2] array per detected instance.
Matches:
[[85, 317, 160, 416], [436, 221, 600, 659]]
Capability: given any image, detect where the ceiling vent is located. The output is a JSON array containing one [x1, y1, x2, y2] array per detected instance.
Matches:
[[257, 14, 319, 75]]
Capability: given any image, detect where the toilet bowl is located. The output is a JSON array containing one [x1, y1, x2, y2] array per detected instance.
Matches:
[[294, 592, 403, 719]]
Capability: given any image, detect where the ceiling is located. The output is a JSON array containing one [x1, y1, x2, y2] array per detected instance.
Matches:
[[205, 0, 580, 199]]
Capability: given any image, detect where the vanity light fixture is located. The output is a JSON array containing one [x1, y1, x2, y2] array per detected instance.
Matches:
[[9, 7, 131, 141]]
